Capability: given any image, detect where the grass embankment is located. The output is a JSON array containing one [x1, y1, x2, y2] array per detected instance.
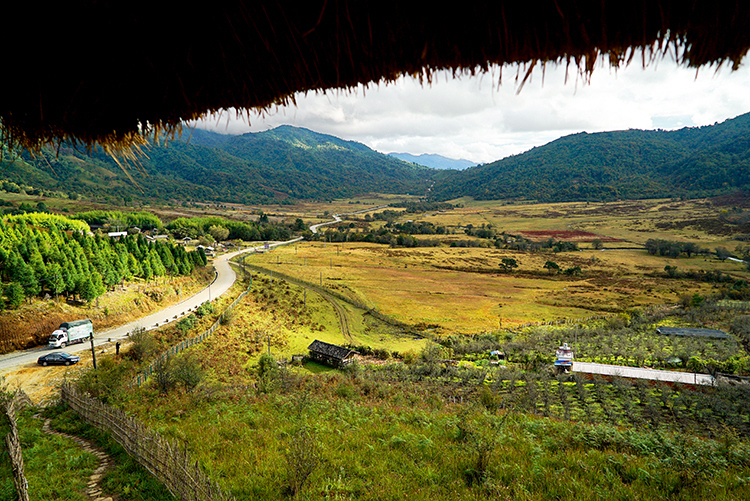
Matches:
[[95, 364, 750, 500], [0, 265, 214, 354]]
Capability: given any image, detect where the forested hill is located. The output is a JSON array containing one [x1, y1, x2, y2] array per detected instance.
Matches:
[[430, 112, 750, 202], [0, 127, 434, 205]]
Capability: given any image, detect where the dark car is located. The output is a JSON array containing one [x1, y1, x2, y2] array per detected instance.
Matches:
[[37, 352, 80, 366]]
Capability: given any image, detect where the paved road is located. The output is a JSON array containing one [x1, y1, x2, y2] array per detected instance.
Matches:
[[310, 214, 341, 234], [0, 207, 378, 372], [0, 244, 290, 372], [308, 206, 388, 235]]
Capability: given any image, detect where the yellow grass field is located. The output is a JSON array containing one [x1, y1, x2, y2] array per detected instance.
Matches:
[[245, 196, 749, 337]]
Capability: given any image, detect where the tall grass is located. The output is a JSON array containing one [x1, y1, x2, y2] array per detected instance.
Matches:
[[105, 366, 750, 500]]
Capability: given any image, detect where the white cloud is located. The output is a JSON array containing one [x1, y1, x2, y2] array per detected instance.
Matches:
[[191, 56, 750, 164]]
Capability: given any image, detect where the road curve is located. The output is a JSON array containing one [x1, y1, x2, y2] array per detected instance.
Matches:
[[0, 243, 294, 373], [0, 209, 361, 373]]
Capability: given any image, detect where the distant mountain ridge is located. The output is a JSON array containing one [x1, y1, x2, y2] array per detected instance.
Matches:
[[0, 126, 435, 205], [1, 116, 749, 206], [430, 112, 750, 202], [388, 152, 475, 170]]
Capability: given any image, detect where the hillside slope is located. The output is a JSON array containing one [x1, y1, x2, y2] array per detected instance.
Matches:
[[430, 113, 750, 202], [0, 127, 434, 204]]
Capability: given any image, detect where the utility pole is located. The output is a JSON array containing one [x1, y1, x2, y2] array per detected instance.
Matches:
[[89, 333, 97, 370]]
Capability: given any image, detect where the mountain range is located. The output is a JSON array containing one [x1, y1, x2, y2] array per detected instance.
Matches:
[[430, 112, 750, 202], [387, 152, 475, 170], [1, 126, 433, 205], [1, 114, 749, 205]]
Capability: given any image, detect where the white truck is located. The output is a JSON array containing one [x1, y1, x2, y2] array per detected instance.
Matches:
[[49, 319, 93, 348]]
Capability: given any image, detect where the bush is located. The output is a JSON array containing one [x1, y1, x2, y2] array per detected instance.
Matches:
[[173, 353, 204, 392], [479, 386, 499, 412], [195, 301, 214, 318], [128, 327, 157, 362], [283, 425, 322, 498], [176, 315, 196, 335], [256, 353, 279, 394], [220, 308, 235, 325], [75, 357, 130, 404], [152, 356, 175, 394]]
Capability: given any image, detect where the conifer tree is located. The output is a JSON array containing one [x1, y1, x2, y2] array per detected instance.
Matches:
[[46, 262, 66, 297], [4, 282, 24, 309]]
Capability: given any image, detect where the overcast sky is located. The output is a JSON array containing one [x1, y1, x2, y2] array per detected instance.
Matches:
[[192, 56, 750, 165]]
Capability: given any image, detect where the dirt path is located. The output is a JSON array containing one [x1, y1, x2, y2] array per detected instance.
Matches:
[[38, 415, 115, 501], [320, 290, 352, 342]]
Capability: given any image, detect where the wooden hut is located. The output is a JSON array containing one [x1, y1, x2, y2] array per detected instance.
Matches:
[[307, 340, 358, 367], [3, 2, 750, 152]]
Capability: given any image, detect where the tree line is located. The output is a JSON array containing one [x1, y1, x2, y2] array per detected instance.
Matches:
[[0, 213, 207, 309]]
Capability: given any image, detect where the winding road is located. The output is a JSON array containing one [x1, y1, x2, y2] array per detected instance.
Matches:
[[0, 208, 373, 375], [0, 242, 300, 374]]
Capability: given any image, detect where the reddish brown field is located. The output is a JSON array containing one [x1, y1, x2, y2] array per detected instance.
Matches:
[[516, 230, 620, 242]]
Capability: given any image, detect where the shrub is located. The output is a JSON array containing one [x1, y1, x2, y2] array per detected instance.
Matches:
[[283, 425, 322, 498], [220, 308, 235, 326], [176, 315, 196, 335], [128, 327, 157, 362], [195, 301, 214, 318], [173, 353, 204, 392], [256, 353, 279, 394], [152, 356, 175, 394], [479, 386, 499, 412]]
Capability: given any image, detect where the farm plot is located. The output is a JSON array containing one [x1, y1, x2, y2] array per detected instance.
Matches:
[[489, 372, 750, 437]]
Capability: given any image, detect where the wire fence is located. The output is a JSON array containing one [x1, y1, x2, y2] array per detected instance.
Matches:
[[61, 384, 235, 501], [132, 272, 252, 387]]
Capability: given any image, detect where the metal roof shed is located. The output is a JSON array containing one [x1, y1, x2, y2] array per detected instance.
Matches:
[[307, 340, 358, 367], [656, 327, 730, 339]]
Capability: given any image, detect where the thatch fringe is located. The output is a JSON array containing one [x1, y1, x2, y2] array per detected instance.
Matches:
[[2, 1, 749, 151]]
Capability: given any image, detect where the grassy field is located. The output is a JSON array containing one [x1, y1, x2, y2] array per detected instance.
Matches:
[[246, 241, 745, 335], [234, 196, 748, 337]]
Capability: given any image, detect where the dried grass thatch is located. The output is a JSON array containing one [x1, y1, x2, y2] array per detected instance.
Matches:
[[3, 1, 750, 151]]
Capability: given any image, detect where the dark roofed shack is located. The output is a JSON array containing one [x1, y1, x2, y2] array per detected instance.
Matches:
[[307, 340, 358, 368], [656, 326, 731, 339], [3, 2, 750, 151]]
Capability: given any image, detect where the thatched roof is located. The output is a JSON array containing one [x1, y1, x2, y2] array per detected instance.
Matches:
[[3, 2, 750, 150]]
